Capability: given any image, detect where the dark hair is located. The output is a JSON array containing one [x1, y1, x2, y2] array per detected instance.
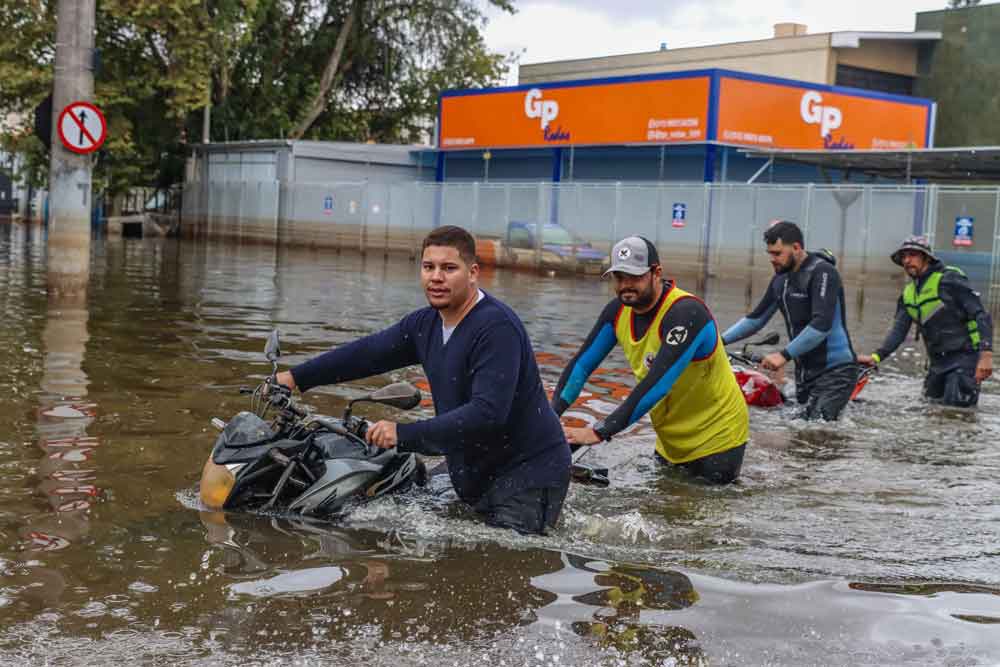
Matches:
[[422, 225, 478, 266], [763, 221, 804, 247]]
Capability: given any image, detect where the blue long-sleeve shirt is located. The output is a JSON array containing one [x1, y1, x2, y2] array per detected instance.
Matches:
[[290, 292, 570, 506], [551, 284, 718, 439]]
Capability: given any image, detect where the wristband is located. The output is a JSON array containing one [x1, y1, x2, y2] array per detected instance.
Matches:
[[780, 349, 792, 361], [871, 352, 881, 364], [592, 419, 612, 442]]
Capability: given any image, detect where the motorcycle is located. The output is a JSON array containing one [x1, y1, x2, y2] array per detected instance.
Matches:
[[199, 330, 427, 517], [727, 332, 786, 408], [726, 331, 875, 407]]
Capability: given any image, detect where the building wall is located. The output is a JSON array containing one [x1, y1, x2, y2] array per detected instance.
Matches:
[[519, 34, 834, 85], [207, 150, 282, 182], [916, 4, 1000, 147], [293, 158, 416, 183], [835, 40, 920, 77]]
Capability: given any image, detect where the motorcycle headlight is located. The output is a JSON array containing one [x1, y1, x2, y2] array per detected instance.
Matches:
[[200, 456, 236, 509]]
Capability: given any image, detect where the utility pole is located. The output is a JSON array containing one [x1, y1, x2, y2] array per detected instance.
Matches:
[[47, 0, 96, 296]]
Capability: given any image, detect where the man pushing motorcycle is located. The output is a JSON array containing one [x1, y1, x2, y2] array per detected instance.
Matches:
[[275, 225, 570, 535]]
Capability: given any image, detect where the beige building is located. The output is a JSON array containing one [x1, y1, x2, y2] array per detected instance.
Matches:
[[519, 24, 940, 97]]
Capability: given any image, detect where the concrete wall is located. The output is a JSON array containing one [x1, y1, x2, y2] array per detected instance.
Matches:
[[519, 34, 835, 85]]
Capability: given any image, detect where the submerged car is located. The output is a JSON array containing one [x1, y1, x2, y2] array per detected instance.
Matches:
[[501, 221, 607, 273]]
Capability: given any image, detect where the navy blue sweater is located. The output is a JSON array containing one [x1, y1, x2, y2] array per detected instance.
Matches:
[[290, 293, 570, 506]]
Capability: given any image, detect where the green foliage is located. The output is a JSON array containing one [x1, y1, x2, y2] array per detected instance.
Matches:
[[217, 0, 513, 143], [0, 0, 512, 192]]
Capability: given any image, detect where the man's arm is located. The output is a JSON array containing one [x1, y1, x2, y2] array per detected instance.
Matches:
[[592, 298, 715, 440], [551, 299, 620, 416], [395, 322, 521, 456], [721, 283, 779, 345], [940, 273, 994, 353], [866, 299, 913, 364], [941, 272, 993, 382], [781, 265, 840, 360], [290, 314, 421, 392]]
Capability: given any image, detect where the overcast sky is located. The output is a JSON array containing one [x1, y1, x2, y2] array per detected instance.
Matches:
[[483, 0, 957, 84]]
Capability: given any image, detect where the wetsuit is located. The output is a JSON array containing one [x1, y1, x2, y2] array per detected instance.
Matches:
[[873, 260, 993, 407], [553, 280, 749, 484], [291, 292, 571, 535], [722, 251, 859, 420]]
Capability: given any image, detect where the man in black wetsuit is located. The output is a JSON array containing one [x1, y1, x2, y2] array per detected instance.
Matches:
[[857, 235, 993, 407], [721, 221, 859, 421], [275, 226, 570, 535]]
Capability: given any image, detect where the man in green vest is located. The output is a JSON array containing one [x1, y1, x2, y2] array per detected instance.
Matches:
[[858, 235, 993, 407]]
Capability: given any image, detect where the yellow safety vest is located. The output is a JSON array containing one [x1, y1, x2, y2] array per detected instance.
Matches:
[[615, 284, 749, 463]]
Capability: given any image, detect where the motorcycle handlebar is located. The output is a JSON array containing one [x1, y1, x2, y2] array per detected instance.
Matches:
[[728, 351, 763, 366]]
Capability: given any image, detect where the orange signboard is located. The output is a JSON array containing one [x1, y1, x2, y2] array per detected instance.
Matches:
[[440, 75, 711, 150], [716, 75, 931, 150]]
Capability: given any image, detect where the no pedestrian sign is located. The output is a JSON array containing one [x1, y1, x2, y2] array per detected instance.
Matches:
[[57, 101, 107, 155]]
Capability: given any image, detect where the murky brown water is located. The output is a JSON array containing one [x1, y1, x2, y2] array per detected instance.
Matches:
[[1, 223, 999, 666]]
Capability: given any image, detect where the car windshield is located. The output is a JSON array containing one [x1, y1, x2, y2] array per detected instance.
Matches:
[[541, 226, 575, 245]]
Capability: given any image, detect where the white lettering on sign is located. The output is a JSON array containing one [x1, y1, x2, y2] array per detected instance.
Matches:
[[800, 91, 842, 139], [524, 88, 559, 129]]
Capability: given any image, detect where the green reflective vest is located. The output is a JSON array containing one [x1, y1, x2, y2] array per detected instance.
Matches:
[[902, 267, 981, 349]]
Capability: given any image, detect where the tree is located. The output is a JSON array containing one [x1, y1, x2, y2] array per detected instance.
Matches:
[[948, 0, 981, 8], [0, 0, 513, 194], [215, 0, 514, 143]]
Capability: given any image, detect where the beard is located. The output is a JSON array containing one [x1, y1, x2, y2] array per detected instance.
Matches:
[[618, 283, 657, 310], [773, 255, 795, 274]]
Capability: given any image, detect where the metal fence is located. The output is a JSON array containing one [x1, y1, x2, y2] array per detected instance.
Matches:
[[182, 180, 1000, 307]]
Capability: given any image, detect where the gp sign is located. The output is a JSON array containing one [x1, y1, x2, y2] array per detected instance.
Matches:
[[57, 101, 107, 155], [799, 91, 842, 140]]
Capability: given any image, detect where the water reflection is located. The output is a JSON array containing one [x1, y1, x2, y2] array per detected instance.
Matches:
[[14, 221, 99, 610], [198, 510, 707, 664], [564, 556, 705, 664]]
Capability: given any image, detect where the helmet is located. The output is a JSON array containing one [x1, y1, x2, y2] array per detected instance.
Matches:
[[890, 235, 938, 266]]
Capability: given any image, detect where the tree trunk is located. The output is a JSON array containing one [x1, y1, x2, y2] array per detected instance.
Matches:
[[289, 0, 361, 140]]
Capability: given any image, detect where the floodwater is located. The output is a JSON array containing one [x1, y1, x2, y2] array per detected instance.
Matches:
[[1, 223, 999, 666]]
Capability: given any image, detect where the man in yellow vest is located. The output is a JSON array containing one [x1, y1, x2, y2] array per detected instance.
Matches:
[[858, 235, 993, 407], [552, 236, 749, 484]]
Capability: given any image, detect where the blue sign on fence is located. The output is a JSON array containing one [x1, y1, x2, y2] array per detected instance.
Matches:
[[672, 202, 687, 229], [323, 195, 334, 216], [953, 216, 973, 247]]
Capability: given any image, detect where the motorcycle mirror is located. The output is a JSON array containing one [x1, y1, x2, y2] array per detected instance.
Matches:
[[264, 330, 281, 362], [368, 382, 422, 410]]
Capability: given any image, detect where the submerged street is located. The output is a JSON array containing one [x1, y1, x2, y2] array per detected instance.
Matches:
[[0, 225, 998, 666]]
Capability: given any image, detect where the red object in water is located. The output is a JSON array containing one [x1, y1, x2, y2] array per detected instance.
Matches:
[[734, 370, 784, 407], [849, 367, 874, 401]]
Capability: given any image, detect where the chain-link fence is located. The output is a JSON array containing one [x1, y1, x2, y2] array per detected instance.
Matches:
[[182, 180, 1000, 310]]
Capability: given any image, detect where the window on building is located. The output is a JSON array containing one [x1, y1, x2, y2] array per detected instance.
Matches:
[[835, 64, 915, 96]]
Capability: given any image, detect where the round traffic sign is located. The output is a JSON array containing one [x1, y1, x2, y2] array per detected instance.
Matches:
[[57, 101, 107, 155]]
